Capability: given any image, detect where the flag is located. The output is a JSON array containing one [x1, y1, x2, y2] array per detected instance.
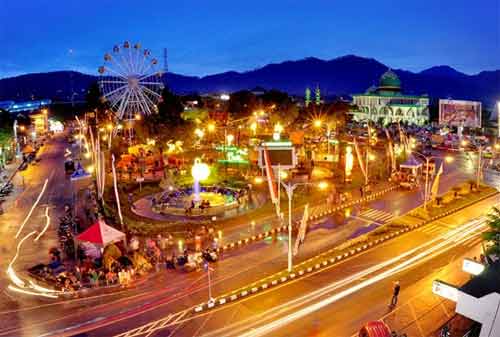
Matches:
[[430, 163, 443, 200], [294, 204, 309, 256], [263, 146, 278, 204], [384, 129, 396, 173], [353, 138, 367, 180]]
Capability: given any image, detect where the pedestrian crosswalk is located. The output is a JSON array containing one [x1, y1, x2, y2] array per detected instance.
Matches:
[[358, 208, 395, 224], [418, 223, 444, 235]]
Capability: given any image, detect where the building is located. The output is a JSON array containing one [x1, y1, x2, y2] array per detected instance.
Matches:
[[351, 70, 429, 125], [0, 99, 51, 113], [433, 260, 500, 337]]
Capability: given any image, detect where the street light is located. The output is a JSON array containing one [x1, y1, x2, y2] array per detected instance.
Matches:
[[191, 159, 210, 181], [412, 151, 453, 211], [279, 179, 329, 272], [207, 123, 216, 133], [313, 119, 332, 154]]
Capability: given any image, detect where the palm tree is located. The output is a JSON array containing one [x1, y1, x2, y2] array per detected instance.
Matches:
[[483, 206, 500, 257]]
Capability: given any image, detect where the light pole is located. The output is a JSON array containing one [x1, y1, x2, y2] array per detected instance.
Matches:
[[412, 151, 453, 211], [313, 120, 332, 155], [279, 180, 328, 272], [462, 140, 483, 189]]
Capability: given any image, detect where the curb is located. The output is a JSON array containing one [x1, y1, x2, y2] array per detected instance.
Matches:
[[193, 190, 498, 313], [214, 185, 398, 254]]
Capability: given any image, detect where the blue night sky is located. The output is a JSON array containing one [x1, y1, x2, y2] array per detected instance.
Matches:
[[0, 0, 498, 79]]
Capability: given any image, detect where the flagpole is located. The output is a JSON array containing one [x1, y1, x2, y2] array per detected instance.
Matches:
[[277, 163, 281, 220], [287, 183, 292, 272]]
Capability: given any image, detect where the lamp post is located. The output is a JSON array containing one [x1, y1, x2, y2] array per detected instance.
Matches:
[[313, 120, 332, 155], [412, 151, 453, 211], [279, 179, 328, 272]]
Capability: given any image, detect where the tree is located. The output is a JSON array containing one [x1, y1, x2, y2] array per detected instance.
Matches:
[[141, 87, 185, 141], [86, 81, 106, 112], [228, 90, 257, 118], [157, 87, 184, 125], [483, 206, 500, 257]]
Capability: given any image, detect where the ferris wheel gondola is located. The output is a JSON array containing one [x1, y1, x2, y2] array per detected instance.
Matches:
[[98, 41, 164, 121]]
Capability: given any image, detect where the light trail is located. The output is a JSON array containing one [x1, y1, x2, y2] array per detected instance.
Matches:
[[7, 231, 37, 287], [34, 206, 50, 241], [14, 178, 48, 238], [113, 216, 486, 337], [229, 218, 487, 337]]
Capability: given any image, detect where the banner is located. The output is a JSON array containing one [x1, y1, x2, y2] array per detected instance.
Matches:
[[263, 146, 278, 204], [293, 204, 309, 256], [384, 129, 396, 173], [430, 163, 443, 200], [353, 138, 367, 180]]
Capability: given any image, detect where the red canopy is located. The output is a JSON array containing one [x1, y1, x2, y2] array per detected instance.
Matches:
[[358, 321, 391, 337], [76, 219, 125, 246]]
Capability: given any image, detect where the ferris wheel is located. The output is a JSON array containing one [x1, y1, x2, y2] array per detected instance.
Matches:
[[98, 41, 164, 121]]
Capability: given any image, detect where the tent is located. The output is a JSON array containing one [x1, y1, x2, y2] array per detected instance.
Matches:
[[76, 219, 126, 247], [358, 321, 391, 337], [400, 155, 422, 170], [400, 155, 423, 176]]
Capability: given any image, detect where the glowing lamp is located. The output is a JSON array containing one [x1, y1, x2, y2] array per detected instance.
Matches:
[[191, 158, 210, 181], [445, 156, 454, 163], [279, 170, 288, 179], [254, 176, 264, 184], [313, 119, 322, 128], [207, 123, 216, 133], [318, 181, 328, 190]]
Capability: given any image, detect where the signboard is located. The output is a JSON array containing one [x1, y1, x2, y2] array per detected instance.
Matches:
[[432, 280, 458, 302], [258, 141, 296, 169], [216, 146, 249, 164], [462, 258, 485, 276], [439, 99, 482, 128]]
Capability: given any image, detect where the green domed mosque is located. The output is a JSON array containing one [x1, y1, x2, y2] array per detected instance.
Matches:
[[351, 70, 429, 125]]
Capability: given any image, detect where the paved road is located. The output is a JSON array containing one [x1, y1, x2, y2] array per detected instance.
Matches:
[[0, 135, 74, 308], [101, 195, 495, 337], [4, 193, 494, 337], [0, 144, 493, 336]]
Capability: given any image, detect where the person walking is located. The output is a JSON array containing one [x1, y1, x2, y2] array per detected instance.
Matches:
[[390, 281, 401, 307]]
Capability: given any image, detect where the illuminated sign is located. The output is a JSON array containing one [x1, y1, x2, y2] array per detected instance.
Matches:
[[216, 146, 249, 164], [462, 258, 485, 276], [432, 280, 458, 302]]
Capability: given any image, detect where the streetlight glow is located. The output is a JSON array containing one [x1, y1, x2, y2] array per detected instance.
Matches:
[[191, 159, 210, 181], [254, 176, 264, 184], [318, 181, 328, 190]]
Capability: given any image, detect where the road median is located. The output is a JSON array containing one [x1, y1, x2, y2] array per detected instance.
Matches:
[[193, 186, 498, 313]]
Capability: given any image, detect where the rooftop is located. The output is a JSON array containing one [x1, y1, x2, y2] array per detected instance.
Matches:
[[460, 261, 500, 298]]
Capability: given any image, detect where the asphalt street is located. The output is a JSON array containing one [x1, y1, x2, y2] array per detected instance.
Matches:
[[0, 140, 497, 337]]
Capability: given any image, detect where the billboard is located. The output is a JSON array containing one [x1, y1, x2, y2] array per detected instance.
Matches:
[[439, 99, 481, 128], [258, 141, 297, 169]]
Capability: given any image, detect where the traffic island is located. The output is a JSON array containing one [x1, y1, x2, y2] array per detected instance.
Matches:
[[193, 184, 498, 313]]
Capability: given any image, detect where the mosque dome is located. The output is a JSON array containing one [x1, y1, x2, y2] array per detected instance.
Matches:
[[378, 69, 401, 90]]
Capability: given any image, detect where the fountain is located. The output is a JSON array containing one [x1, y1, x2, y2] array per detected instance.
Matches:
[[190, 158, 210, 202]]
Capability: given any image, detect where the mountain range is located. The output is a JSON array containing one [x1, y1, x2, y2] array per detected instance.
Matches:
[[0, 55, 499, 106]]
